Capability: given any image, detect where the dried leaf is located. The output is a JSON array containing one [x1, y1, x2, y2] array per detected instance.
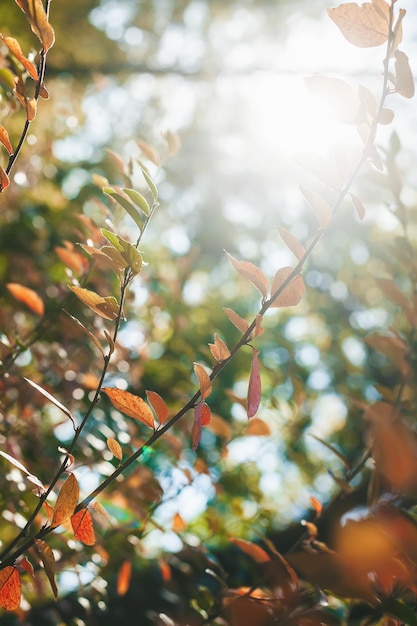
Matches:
[[15, 0, 55, 50], [350, 193, 366, 220], [223, 307, 249, 332], [278, 227, 305, 261], [0, 125, 13, 155], [0, 36, 38, 80], [55, 245, 86, 274], [7, 282, 44, 315], [225, 252, 269, 298], [327, 2, 389, 48], [209, 333, 231, 362], [299, 186, 333, 229], [36, 539, 58, 598], [231, 538, 270, 564], [247, 348, 261, 419], [71, 508, 96, 546], [394, 51, 415, 99], [0, 566, 21, 610], [117, 560, 132, 596], [24, 377, 75, 427], [102, 388, 155, 429], [0, 165, 10, 192], [269, 267, 305, 308], [193, 363, 212, 400], [107, 437, 123, 461], [69, 286, 119, 321], [51, 473, 79, 527], [245, 417, 271, 436], [146, 390, 169, 425]]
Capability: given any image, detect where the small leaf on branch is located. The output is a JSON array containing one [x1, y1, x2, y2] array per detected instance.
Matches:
[[394, 51, 415, 99], [225, 252, 269, 298], [63, 310, 105, 356], [35, 539, 58, 598], [278, 227, 305, 261], [350, 193, 366, 220], [137, 139, 160, 165], [247, 348, 261, 419], [0, 165, 10, 192], [0, 566, 21, 610], [377, 108, 394, 125], [230, 538, 270, 564], [0, 450, 44, 492], [192, 401, 211, 450], [71, 508, 96, 546], [117, 560, 132, 596], [69, 286, 119, 321], [24, 377, 75, 427], [0, 36, 38, 80], [51, 473, 80, 528], [327, 2, 389, 48], [103, 388, 155, 429], [299, 186, 333, 229], [0, 125, 13, 155], [7, 282, 44, 315], [123, 188, 150, 216], [209, 333, 231, 362], [15, 0, 55, 50], [103, 187, 144, 229], [193, 363, 212, 400], [223, 307, 249, 332], [269, 267, 305, 308], [146, 390, 169, 424], [141, 166, 158, 201], [20, 557, 35, 577], [107, 437, 123, 461]]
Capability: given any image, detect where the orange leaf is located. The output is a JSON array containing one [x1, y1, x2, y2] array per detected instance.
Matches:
[[193, 363, 212, 400], [226, 252, 269, 298], [223, 308, 249, 333], [117, 560, 132, 596], [246, 417, 271, 436], [7, 283, 44, 315], [51, 473, 79, 528], [15, 0, 55, 51], [107, 437, 123, 460], [20, 557, 34, 577], [209, 333, 231, 362], [0, 36, 38, 80], [278, 227, 305, 261], [70, 286, 119, 321], [35, 539, 58, 598], [231, 538, 271, 564], [247, 348, 261, 418], [55, 246, 86, 274], [0, 125, 13, 155], [0, 566, 21, 610], [299, 186, 333, 229], [269, 267, 305, 308], [71, 509, 96, 546], [0, 165, 10, 192], [327, 1, 389, 48], [310, 497, 323, 517], [172, 512, 187, 533], [102, 388, 155, 429], [146, 390, 169, 424]]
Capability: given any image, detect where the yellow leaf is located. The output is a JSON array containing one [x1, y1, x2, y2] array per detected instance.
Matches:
[[35, 539, 58, 598], [107, 437, 123, 460], [15, 0, 55, 51], [51, 473, 79, 527], [327, 1, 389, 48], [103, 388, 155, 429], [70, 286, 119, 321]]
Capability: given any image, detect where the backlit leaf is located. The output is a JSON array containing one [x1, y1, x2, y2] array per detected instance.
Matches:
[[209, 333, 231, 362], [299, 186, 333, 229], [103, 187, 144, 229], [350, 192, 366, 220], [51, 473, 79, 527], [223, 308, 249, 333], [15, 0, 55, 50], [102, 388, 155, 429], [71, 508, 96, 546], [327, 2, 389, 48], [24, 377, 75, 427], [36, 539, 58, 598], [206, 414, 232, 440], [193, 363, 212, 400], [295, 152, 341, 190], [55, 244, 86, 274], [137, 139, 160, 165], [358, 84, 377, 116], [270, 267, 305, 308], [0, 125, 13, 155], [0, 36, 38, 80], [226, 252, 269, 298], [231, 538, 270, 564], [0, 165, 9, 191], [62, 310, 105, 356], [0, 566, 21, 610], [146, 390, 169, 424], [162, 129, 181, 157], [123, 188, 150, 216], [107, 437, 123, 460], [69, 286, 119, 321], [0, 450, 45, 493], [278, 227, 305, 261], [245, 417, 271, 436], [117, 560, 132, 596], [247, 348, 261, 418], [7, 283, 44, 315], [394, 51, 415, 99]]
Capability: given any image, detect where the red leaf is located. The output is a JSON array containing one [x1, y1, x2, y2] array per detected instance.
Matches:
[[52, 473, 79, 528], [223, 308, 249, 333], [102, 388, 155, 429], [270, 267, 305, 308], [226, 252, 269, 298], [192, 401, 211, 451], [247, 348, 261, 418], [231, 538, 271, 564], [117, 560, 132, 596], [7, 283, 44, 315], [193, 363, 212, 400], [0, 566, 20, 610], [146, 390, 169, 424], [20, 557, 34, 577], [71, 509, 96, 546]]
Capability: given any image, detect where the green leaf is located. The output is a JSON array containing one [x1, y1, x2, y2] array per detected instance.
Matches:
[[141, 167, 158, 201], [123, 188, 150, 216], [103, 187, 143, 229], [101, 228, 125, 252]]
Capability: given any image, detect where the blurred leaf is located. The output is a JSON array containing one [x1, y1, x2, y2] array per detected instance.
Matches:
[[299, 186, 333, 229], [247, 348, 261, 418], [117, 560, 132, 596], [103, 388, 155, 429], [7, 282, 44, 315], [394, 51, 415, 99], [245, 417, 271, 436], [350, 192, 366, 220], [305, 75, 360, 124], [0, 125, 13, 155], [0, 566, 20, 611], [278, 227, 305, 261], [137, 139, 160, 165], [0, 165, 9, 191], [230, 538, 270, 564], [24, 377, 75, 427], [63, 310, 105, 356]]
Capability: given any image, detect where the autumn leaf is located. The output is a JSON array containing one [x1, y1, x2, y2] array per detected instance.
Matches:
[[71, 508, 96, 546], [102, 388, 155, 429], [0, 36, 38, 80], [51, 473, 80, 528], [278, 227, 305, 261], [7, 283, 44, 315], [70, 286, 119, 321], [146, 390, 169, 424], [299, 186, 333, 229], [63, 310, 105, 356], [117, 560, 132, 596], [0, 125, 13, 155], [394, 51, 415, 99], [247, 348, 261, 419], [15, 0, 55, 51], [226, 252, 269, 298], [24, 377, 75, 428], [230, 538, 270, 564], [269, 267, 305, 308], [0, 450, 45, 493], [209, 333, 231, 362], [223, 308, 249, 332], [137, 138, 160, 165], [107, 437, 123, 460], [0, 165, 10, 192], [36, 539, 58, 598], [245, 417, 271, 436], [20, 557, 34, 577], [172, 512, 187, 532], [327, 1, 389, 48], [0, 566, 21, 610], [193, 363, 212, 400], [55, 244, 86, 274], [192, 401, 211, 450]]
